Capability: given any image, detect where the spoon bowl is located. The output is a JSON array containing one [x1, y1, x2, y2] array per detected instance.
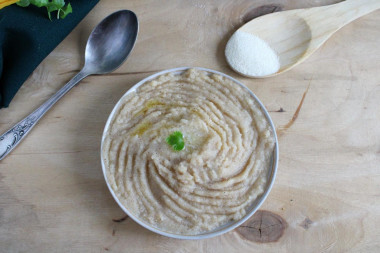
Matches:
[[226, 0, 380, 78], [238, 14, 311, 76], [85, 10, 138, 74]]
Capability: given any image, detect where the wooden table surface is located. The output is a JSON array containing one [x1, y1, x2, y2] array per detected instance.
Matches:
[[1, 0, 379, 252]]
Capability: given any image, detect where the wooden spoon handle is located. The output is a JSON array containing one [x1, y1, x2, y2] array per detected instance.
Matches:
[[302, 0, 380, 54], [319, 0, 380, 28]]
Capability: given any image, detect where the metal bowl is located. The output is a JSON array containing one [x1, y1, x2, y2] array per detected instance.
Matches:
[[100, 67, 279, 239]]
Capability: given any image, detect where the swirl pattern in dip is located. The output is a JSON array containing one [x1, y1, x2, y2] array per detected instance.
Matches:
[[102, 69, 275, 235]]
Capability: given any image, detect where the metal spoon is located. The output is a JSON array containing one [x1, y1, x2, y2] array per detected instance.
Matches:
[[0, 10, 138, 160]]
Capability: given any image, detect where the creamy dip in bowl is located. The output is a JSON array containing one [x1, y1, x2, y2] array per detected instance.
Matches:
[[101, 67, 278, 239]]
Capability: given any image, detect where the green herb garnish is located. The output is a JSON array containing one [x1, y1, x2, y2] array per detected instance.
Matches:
[[17, 0, 72, 20], [166, 131, 185, 151]]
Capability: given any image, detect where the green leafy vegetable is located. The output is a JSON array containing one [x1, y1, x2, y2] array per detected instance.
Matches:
[[16, 0, 72, 20], [58, 2, 71, 19], [166, 131, 185, 151]]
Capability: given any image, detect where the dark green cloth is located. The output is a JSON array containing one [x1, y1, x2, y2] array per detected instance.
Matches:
[[0, 1, 99, 109]]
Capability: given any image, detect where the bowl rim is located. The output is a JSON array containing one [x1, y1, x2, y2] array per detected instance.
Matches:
[[100, 67, 279, 240]]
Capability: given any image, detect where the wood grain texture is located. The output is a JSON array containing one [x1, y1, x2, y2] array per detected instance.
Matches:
[[0, 0, 379, 252]]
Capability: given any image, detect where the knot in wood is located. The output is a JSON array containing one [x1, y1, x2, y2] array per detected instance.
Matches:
[[236, 210, 287, 243]]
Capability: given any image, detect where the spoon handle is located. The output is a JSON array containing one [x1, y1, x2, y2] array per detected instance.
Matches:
[[317, 0, 380, 27], [0, 70, 89, 161]]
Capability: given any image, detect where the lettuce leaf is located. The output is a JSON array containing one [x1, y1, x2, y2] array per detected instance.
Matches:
[[16, 0, 72, 20]]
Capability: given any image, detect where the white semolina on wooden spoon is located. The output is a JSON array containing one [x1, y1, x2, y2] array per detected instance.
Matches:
[[225, 0, 380, 78]]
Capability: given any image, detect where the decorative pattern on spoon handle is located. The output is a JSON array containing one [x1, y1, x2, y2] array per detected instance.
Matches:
[[0, 113, 39, 160], [0, 71, 88, 161]]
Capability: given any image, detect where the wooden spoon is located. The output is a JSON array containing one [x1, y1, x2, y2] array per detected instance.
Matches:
[[226, 0, 380, 78]]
